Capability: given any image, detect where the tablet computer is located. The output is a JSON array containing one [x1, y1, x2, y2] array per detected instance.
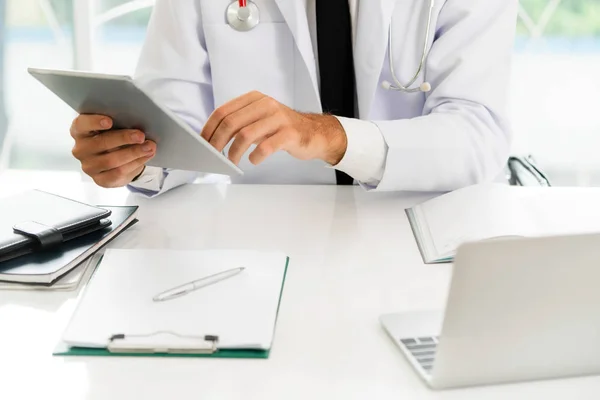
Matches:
[[28, 67, 242, 177]]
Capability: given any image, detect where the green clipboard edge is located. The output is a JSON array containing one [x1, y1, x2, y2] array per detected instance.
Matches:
[[53, 256, 290, 359]]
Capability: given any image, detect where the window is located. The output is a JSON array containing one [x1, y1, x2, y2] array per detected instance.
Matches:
[[511, 0, 600, 186], [2, 0, 75, 171], [0, 0, 151, 172]]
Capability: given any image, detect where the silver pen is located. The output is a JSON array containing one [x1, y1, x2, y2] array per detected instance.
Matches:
[[152, 267, 245, 302]]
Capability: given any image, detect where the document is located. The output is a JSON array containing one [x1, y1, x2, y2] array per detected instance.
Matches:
[[407, 183, 600, 263]]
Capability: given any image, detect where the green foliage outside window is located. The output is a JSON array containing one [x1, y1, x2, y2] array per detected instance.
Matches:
[[518, 0, 600, 36]]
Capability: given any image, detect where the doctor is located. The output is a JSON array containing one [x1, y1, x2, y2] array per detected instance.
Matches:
[[69, 0, 518, 196]]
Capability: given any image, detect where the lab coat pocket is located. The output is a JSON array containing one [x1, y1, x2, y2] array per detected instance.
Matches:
[[204, 23, 295, 108]]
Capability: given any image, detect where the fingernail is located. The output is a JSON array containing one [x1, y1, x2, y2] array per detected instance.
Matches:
[[142, 142, 153, 152], [130, 131, 144, 143], [100, 118, 111, 128]]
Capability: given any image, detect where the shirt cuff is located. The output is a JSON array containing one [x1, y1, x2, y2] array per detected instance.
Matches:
[[332, 117, 387, 186], [128, 166, 166, 193]]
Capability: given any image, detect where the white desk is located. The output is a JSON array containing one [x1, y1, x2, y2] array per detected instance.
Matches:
[[1, 174, 600, 399]]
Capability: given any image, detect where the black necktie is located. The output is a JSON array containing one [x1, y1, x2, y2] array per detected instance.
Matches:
[[316, 0, 355, 186]]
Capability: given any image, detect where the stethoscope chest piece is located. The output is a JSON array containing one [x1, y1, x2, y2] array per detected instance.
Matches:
[[227, 1, 260, 32]]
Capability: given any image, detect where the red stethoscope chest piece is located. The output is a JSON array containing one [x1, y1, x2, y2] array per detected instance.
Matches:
[[227, 0, 260, 32]]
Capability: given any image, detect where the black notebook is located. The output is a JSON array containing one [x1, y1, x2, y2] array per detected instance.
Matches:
[[0, 190, 112, 263], [0, 205, 138, 284]]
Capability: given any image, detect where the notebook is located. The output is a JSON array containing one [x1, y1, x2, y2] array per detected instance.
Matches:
[[0, 253, 101, 291], [407, 183, 600, 264], [0, 190, 112, 263], [0, 206, 138, 284], [56, 249, 289, 358]]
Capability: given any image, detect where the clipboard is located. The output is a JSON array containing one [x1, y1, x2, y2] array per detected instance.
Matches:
[[54, 250, 289, 359]]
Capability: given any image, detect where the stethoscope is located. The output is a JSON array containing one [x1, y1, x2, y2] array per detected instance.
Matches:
[[382, 0, 435, 93], [226, 0, 435, 94]]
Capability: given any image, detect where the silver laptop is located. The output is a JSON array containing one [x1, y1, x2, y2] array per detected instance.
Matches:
[[381, 233, 600, 390]]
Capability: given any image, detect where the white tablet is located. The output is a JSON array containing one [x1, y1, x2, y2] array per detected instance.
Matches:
[[28, 67, 242, 177]]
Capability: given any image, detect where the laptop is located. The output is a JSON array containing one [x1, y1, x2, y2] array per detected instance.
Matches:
[[381, 233, 600, 390]]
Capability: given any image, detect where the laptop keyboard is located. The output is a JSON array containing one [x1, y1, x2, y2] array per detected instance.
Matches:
[[400, 336, 439, 375]]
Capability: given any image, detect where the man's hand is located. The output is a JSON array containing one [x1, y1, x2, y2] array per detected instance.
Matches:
[[70, 115, 157, 188], [200, 91, 347, 166]]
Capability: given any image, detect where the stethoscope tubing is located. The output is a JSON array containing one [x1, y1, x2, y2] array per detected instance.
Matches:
[[228, 0, 435, 94]]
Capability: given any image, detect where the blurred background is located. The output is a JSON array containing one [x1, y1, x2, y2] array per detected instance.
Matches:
[[0, 0, 598, 186]]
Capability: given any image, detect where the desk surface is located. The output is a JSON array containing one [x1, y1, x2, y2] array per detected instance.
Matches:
[[1, 171, 600, 400]]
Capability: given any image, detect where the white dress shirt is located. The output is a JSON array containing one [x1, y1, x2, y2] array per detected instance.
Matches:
[[130, 0, 387, 195]]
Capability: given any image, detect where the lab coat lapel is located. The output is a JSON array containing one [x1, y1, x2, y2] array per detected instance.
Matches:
[[355, 0, 397, 118], [273, 0, 320, 110]]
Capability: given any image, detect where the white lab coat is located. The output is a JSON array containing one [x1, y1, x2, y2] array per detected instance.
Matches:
[[134, 0, 517, 192]]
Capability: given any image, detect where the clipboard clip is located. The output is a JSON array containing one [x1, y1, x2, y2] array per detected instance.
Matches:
[[107, 331, 219, 354]]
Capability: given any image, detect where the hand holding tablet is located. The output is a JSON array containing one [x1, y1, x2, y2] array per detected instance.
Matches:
[[69, 114, 156, 187], [28, 68, 242, 188]]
